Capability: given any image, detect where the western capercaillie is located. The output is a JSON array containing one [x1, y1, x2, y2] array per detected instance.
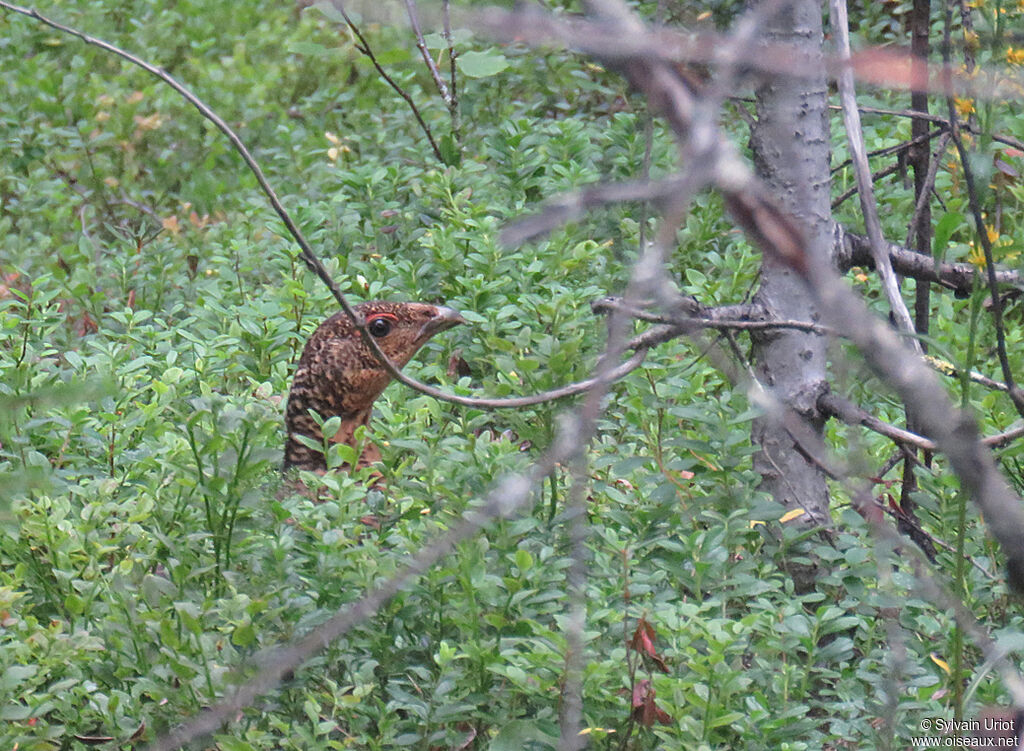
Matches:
[[284, 301, 464, 474]]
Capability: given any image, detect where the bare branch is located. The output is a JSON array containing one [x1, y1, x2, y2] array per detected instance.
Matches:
[[592, 296, 836, 335], [837, 104, 1024, 152], [925, 355, 1010, 394], [441, 0, 460, 135], [819, 390, 937, 452], [405, 0, 454, 106], [829, 0, 918, 349], [986, 424, 1024, 449], [334, 2, 445, 162], [836, 225, 1021, 294], [501, 176, 690, 247], [829, 124, 946, 176], [831, 161, 903, 210], [905, 132, 951, 250]]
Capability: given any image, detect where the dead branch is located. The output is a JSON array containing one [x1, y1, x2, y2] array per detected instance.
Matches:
[[829, 0, 918, 348], [829, 125, 946, 176], [819, 390, 936, 452], [592, 296, 835, 336], [831, 161, 903, 210], [836, 225, 1020, 294], [905, 131, 951, 249], [840, 104, 1024, 152], [405, 0, 454, 106], [333, 2, 445, 162]]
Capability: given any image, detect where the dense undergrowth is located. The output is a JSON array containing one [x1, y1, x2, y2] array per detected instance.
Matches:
[[2, 1, 1024, 749]]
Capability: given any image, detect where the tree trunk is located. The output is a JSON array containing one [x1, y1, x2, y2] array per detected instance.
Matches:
[[747, 0, 833, 590]]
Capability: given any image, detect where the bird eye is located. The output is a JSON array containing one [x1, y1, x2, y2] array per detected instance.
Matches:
[[367, 316, 392, 338]]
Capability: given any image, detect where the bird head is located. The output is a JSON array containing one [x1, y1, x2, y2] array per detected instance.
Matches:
[[284, 301, 465, 473], [357, 301, 466, 369]]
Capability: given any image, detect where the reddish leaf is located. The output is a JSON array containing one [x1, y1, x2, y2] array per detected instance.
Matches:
[[630, 679, 673, 727], [995, 158, 1019, 180], [629, 618, 670, 673]]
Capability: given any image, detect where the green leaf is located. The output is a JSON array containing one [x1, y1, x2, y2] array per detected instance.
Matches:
[[232, 622, 257, 647], [440, 132, 461, 167], [373, 47, 412, 65], [422, 29, 474, 50], [212, 737, 258, 751], [488, 719, 557, 751], [320, 415, 342, 441], [933, 211, 964, 264], [64, 593, 86, 615], [457, 49, 509, 78], [288, 41, 328, 57]]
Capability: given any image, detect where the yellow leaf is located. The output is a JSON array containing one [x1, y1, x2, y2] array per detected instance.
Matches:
[[779, 508, 807, 523], [930, 652, 951, 674]]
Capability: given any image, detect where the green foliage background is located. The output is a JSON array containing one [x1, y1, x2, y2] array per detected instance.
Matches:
[[2, 1, 1024, 749]]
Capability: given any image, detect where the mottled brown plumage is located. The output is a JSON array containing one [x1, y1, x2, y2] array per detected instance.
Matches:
[[284, 301, 464, 474]]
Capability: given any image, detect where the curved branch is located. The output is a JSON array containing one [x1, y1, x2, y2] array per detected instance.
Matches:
[[0, 0, 650, 413]]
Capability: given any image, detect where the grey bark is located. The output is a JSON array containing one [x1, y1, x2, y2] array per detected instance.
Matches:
[[747, 0, 833, 588]]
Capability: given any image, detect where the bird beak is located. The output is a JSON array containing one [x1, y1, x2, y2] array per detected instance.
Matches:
[[418, 306, 466, 340]]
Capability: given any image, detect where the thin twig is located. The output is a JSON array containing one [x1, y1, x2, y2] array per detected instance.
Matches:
[[924, 355, 1009, 393], [905, 131, 951, 250], [831, 161, 902, 210], [336, 2, 445, 163], [405, 0, 453, 105], [829, 125, 946, 176], [502, 175, 692, 247], [591, 296, 836, 335], [441, 0, 460, 136], [836, 104, 1024, 151]]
